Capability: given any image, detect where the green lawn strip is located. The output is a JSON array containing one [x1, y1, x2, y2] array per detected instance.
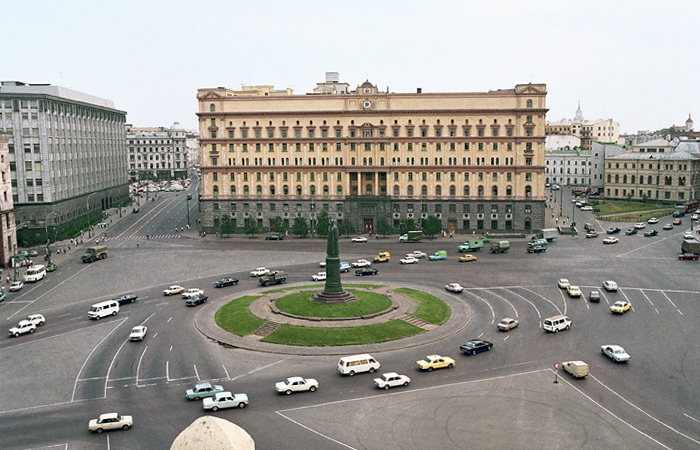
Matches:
[[275, 290, 392, 318], [395, 287, 451, 325], [600, 209, 673, 222], [591, 200, 671, 216], [262, 320, 424, 346], [215, 295, 265, 336], [262, 283, 384, 294]]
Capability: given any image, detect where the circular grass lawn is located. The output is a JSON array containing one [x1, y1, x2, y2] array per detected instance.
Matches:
[[275, 290, 392, 318]]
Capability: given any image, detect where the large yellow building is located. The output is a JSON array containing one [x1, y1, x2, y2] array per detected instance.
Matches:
[[196, 78, 547, 235]]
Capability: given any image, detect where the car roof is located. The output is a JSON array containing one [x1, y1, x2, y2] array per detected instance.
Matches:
[[286, 376, 305, 382], [195, 382, 213, 389], [99, 412, 119, 420], [382, 372, 400, 377]]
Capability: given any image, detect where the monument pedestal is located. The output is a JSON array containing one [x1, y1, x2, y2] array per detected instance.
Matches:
[[311, 255, 357, 303]]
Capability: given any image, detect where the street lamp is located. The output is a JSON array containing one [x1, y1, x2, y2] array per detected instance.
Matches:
[[186, 194, 192, 227], [86, 193, 97, 238], [45, 211, 59, 263]]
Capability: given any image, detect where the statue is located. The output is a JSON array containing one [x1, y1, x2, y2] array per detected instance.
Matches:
[[311, 219, 357, 303]]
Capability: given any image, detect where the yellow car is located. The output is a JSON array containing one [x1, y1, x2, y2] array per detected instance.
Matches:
[[610, 300, 631, 314], [416, 354, 455, 372], [566, 285, 582, 298], [458, 255, 477, 262]]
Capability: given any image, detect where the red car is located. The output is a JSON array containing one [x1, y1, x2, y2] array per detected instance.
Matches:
[[678, 253, 699, 260]]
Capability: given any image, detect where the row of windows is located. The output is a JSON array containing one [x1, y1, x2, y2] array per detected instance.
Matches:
[[216, 141, 534, 154], [607, 188, 685, 201], [212, 170, 532, 183], [212, 201, 533, 215], [546, 160, 591, 165], [607, 174, 689, 186], [607, 162, 690, 170], [215, 155, 531, 167], [210, 183, 533, 198]]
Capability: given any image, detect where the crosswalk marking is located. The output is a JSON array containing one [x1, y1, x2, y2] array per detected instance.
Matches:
[[103, 235, 182, 241]]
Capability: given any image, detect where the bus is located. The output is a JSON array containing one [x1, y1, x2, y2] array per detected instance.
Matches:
[[673, 201, 699, 217], [572, 187, 590, 195], [24, 264, 46, 282]]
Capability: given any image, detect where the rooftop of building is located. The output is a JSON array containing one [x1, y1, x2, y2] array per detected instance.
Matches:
[[611, 150, 700, 161], [0, 80, 119, 110]]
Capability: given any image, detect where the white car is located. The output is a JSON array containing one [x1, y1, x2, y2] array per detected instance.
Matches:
[[26, 314, 46, 326], [580, 206, 593, 211], [9, 320, 36, 337], [352, 259, 372, 268], [202, 392, 249, 411], [319, 261, 326, 267], [557, 278, 570, 289], [275, 376, 319, 395], [250, 267, 270, 277], [603, 280, 618, 291], [683, 232, 694, 240], [445, 283, 464, 293], [9, 281, 23, 292], [601, 345, 631, 362], [408, 251, 428, 259], [163, 285, 185, 296], [181, 288, 204, 299], [88, 412, 133, 433], [351, 236, 368, 243], [312, 272, 326, 281], [374, 372, 411, 389], [400, 256, 419, 264], [634, 222, 646, 229], [129, 325, 147, 341], [647, 217, 659, 224]]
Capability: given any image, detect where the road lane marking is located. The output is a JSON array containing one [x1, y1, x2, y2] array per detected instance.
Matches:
[[639, 289, 659, 314], [486, 289, 519, 317], [661, 291, 683, 315], [222, 364, 231, 380], [166, 361, 170, 381], [194, 364, 200, 381], [518, 287, 563, 316], [229, 358, 291, 381], [136, 346, 148, 387], [462, 291, 495, 324], [71, 318, 127, 402], [505, 288, 543, 318]]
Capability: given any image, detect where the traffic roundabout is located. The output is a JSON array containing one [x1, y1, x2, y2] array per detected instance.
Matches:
[[196, 284, 471, 355]]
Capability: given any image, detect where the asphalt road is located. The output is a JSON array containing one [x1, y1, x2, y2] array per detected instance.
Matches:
[[0, 187, 699, 449]]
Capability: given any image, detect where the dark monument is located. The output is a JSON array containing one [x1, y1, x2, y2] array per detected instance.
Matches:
[[311, 219, 357, 303]]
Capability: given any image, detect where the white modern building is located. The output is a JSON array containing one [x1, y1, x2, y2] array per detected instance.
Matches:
[[0, 81, 129, 245]]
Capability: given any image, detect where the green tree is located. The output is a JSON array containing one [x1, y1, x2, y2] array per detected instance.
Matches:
[[293, 217, 309, 237], [399, 218, 416, 235], [271, 216, 284, 233], [316, 210, 330, 237], [220, 214, 236, 236], [244, 217, 259, 237], [422, 215, 443, 238], [376, 216, 393, 236], [338, 218, 355, 237]]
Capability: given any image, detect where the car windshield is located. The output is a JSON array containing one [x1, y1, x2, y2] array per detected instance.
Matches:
[[463, 342, 475, 348]]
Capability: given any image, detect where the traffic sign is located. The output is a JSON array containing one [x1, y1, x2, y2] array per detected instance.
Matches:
[[554, 362, 560, 370]]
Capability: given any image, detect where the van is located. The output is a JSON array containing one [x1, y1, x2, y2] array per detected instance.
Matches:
[[88, 300, 119, 320], [543, 315, 571, 332], [562, 360, 589, 378], [24, 265, 46, 282], [337, 354, 381, 376]]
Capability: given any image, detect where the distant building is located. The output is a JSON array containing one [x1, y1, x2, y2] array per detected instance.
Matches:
[[126, 122, 188, 182], [604, 137, 700, 202], [0, 132, 17, 267], [197, 76, 548, 235], [546, 102, 620, 150], [0, 81, 129, 246], [590, 142, 625, 192], [545, 147, 592, 187]]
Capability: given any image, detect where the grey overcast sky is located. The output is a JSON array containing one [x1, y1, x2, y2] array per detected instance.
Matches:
[[6, 1, 699, 134]]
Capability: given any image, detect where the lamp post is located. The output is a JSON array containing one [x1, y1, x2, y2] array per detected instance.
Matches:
[[86, 193, 97, 238], [44, 211, 59, 264], [186, 194, 192, 227]]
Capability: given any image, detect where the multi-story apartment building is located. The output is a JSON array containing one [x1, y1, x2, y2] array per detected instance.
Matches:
[[0, 81, 129, 245], [0, 132, 17, 266], [590, 142, 625, 193], [544, 148, 592, 187], [604, 138, 700, 202], [196, 77, 547, 235], [126, 122, 188, 182]]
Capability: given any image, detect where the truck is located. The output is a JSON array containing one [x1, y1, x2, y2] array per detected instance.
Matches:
[[399, 231, 423, 243], [81, 245, 108, 263], [561, 360, 589, 378], [259, 271, 287, 287], [428, 250, 447, 261], [373, 252, 390, 263], [536, 229, 558, 241], [490, 241, 510, 253], [458, 240, 484, 252], [681, 237, 700, 255]]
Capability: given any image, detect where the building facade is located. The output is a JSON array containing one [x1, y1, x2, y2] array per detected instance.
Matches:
[[0, 81, 129, 245], [544, 148, 592, 187], [196, 78, 547, 235], [0, 132, 17, 266], [126, 122, 188, 182], [604, 138, 700, 202], [546, 103, 620, 150]]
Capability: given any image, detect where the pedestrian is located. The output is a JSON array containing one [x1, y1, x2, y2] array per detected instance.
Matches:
[[136, 241, 139, 247], [181, 227, 183, 232]]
